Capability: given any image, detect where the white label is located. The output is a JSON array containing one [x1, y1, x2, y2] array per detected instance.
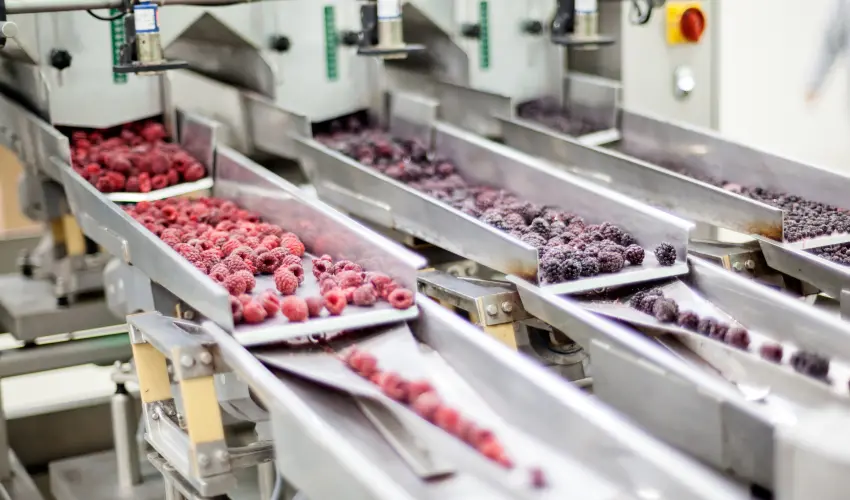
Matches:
[[134, 5, 158, 33], [377, 0, 401, 19], [575, 0, 597, 14]]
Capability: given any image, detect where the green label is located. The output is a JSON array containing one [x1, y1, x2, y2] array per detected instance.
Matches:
[[324, 5, 339, 81], [110, 9, 128, 84], [479, 1, 490, 70]]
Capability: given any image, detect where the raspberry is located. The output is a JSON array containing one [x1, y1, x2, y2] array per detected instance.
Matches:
[[375, 371, 407, 401], [243, 301, 268, 324], [222, 239, 243, 256], [257, 251, 281, 274], [200, 249, 222, 268], [677, 311, 699, 330], [348, 350, 378, 377], [223, 274, 248, 296], [332, 260, 355, 275], [261, 235, 280, 249], [323, 289, 347, 315], [286, 264, 305, 283], [407, 380, 434, 402], [434, 406, 461, 435], [343, 287, 356, 304], [759, 343, 783, 363], [138, 174, 152, 193], [305, 297, 324, 318], [258, 290, 280, 316], [352, 284, 378, 307], [312, 259, 331, 277], [654, 243, 677, 266], [151, 174, 168, 190], [338, 270, 363, 289], [281, 236, 305, 257], [388, 288, 414, 309], [530, 468, 547, 489], [125, 176, 140, 192], [624, 245, 645, 265], [280, 254, 302, 268], [230, 296, 244, 323], [411, 392, 441, 421], [234, 270, 256, 292], [223, 255, 251, 274], [184, 163, 207, 182], [366, 272, 394, 293], [273, 270, 299, 295], [724, 327, 750, 350], [319, 277, 340, 295], [280, 296, 309, 322]]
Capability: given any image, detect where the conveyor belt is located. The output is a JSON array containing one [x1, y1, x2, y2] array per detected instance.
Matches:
[[510, 256, 850, 488]]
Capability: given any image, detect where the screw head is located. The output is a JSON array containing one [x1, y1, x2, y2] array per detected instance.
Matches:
[[501, 301, 513, 313], [215, 449, 229, 463], [745, 259, 756, 270], [197, 454, 210, 467], [151, 412, 160, 420], [199, 351, 213, 365], [180, 355, 195, 368], [182, 309, 195, 320], [732, 261, 743, 271], [49, 49, 72, 71], [486, 304, 498, 316]]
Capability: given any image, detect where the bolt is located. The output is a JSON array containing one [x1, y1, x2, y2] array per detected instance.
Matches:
[[198, 454, 210, 467], [151, 412, 159, 420], [199, 351, 213, 365], [732, 261, 743, 272], [215, 450, 229, 463], [49, 49, 72, 71], [180, 355, 195, 368], [745, 259, 756, 270], [501, 301, 513, 313], [182, 309, 195, 320], [485, 304, 498, 316]]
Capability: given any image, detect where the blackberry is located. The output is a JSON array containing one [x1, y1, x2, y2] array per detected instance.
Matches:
[[759, 343, 784, 363], [480, 211, 509, 231], [639, 295, 661, 315], [540, 257, 562, 283], [529, 218, 551, 239], [709, 322, 729, 341], [503, 212, 527, 231], [600, 222, 624, 243], [543, 246, 574, 262], [624, 245, 645, 265], [697, 318, 716, 336], [579, 256, 600, 277], [652, 299, 679, 323], [583, 243, 601, 257], [789, 351, 830, 379], [549, 220, 567, 237], [677, 311, 700, 330], [654, 243, 677, 266], [559, 259, 582, 281], [630, 291, 648, 309], [598, 252, 625, 274], [520, 233, 547, 249], [619, 233, 638, 247], [601, 243, 626, 255], [724, 327, 750, 350]]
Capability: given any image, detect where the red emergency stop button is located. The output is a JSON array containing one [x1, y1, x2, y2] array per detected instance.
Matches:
[[680, 7, 705, 42]]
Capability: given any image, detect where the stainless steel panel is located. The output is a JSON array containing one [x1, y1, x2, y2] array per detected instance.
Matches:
[[756, 236, 850, 299], [563, 73, 621, 131], [178, 110, 218, 171], [434, 81, 512, 138], [499, 115, 784, 239], [243, 92, 310, 160], [387, 91, 439, 146]]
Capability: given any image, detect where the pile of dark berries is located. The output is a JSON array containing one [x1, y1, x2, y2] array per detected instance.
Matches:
[[618, 147, 850, 244], [809, 243, 850, 266], [516, 97, 602, 137], [342, 346, 547, 489], [124, 196, 415, 328], [629, 288, 832, 381], [317, 124, 679, 284], [70, 120, 208, 194]]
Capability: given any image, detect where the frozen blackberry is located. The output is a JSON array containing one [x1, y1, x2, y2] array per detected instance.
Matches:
[[697, 317, 716, 336], [652, 298, 679, 323], [548, 220, 567, 237], [503, 212, 527, 230], [638, 295, 661, 315], [677, 311, 700, 330], [709, 322, 729, 341], [619, 233, 638, 247], [630, 291, 648, 309], [480, 211, 510, 231], [654, 243, 677, 266], [540, 257, 562, 284], [559, 259, 582, 281], [724, 327, 750, 350], [624, 245, 645, 266], [528, 218, 551, 239], [599, 222, 624, 243], [759, 343, 784, 363], [598, 252, 625, 274], [542, 246, 575, 262], [578, 256, 600, 277], [520, 233, 547, 249], [790, 351, 830, 379]]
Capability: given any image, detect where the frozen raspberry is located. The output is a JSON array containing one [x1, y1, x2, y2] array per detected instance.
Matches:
[[151, 174, 168, 190], [724, 327, 750, 350], [273, 270, 299, 295], [280, 254, 302, 268], [598, 251, 625, 274], [222, 239, 243, 256], [624, 245, 645, 265], [280, 296, 309, 322], [319, 277, 340, 295], [407, 380, 434, 402], [138, 174, 152, 193], [367, 272, 394, 293], [332, 260, 355, 275], [677, 311, 699, 330], [654, 243, 677, 266], [208, 264, 230, 283], [388, 288, 414, 309], [343, 287, 356, 304], [261, 235, 280, 250], [759, 343, 783, 363], [352, 284, 378, 307], [374, 371, 407, 401], [223, 255, 251, 274], [281, 236, 305, 257], [434, 406, 461, 435], [230, 296, 243, 323], [311, 259, 331, 277], [305, 297, 324, 318], [286, 264, 305, 283], [411, 392, 441, 421], [200, 249, 222, 267], [257, 251, 281, 274], [652, 298, 678, 323], [530, 468, 547, 489], [243, 301, 268, 324], [338, 270, 363, 289], [223, 274, 248, 296], [237, 294, 253, 306], [323, 289, 347, 315], [348, 350, 378, 377], [234, 270, 256, 292], [258, 290, 280, 316], [184, 163, 207, 182], [479, 440, 510, 467]]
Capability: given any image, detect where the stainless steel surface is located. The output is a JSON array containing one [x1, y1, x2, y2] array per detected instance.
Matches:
[[304, 117, 691, 293], [0, 451, 43, 500], [112, 392, 143, 489], [416, 270, 528, 327], [0, 333, 130, 378], [499, 115, 785, 239], [0, 274, 118, 342], [509, 277, 773, 487], [244, 92, 310, 160], [757, 236, 850, 300]]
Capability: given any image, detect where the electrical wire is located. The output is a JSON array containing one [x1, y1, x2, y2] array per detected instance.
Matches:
[[86, 8, 126, 21]]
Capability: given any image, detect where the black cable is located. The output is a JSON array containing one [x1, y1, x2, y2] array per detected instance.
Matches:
[[86, 8, 127, 21]]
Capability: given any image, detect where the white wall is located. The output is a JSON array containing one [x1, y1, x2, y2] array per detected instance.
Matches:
[[717, 0, 850, 174]]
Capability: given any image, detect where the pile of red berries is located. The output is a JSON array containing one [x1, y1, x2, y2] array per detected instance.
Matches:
[[123, 196, 415, 327], [317, 124, 671, 284], [342, 346, 547, 489], [70, 120, 207, 194]]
